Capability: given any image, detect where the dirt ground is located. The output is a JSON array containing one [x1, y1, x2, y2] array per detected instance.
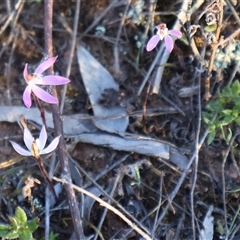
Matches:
[[0, 0, 240, 239]]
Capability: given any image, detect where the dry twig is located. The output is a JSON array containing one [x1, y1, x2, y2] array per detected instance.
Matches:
[[44, 1, 85, 239], [205, 0, 224, 101], [221, 131, 240, 239], [53, 176, 152, 240], [60, 0, 81, 113]]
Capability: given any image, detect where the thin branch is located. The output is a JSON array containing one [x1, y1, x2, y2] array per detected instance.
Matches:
[[114, 0, 130, 74], [224, 0, 240, 26], [189, 44, 206, 239], [218, 28, 240, 47], [137, 49, 163, 95], [44, 1, 85, 239], [80, 0, 119, 38], [141, 0, 157, 55], [93, 173, 121, 240], [67, 153, 151, 236], [5, 0, 11, 15], [53, 176, 152, 240], [60, 0, 81, 114], [6, 27, 19, 105], [221, 130, 240, 240], [0, 0, 23, 35], [45, 186, 51, 240], [152, 172, 163, 236], [155, 113, 217, 230], [205, 0, 224, 100], [190, 70, 202, 239]]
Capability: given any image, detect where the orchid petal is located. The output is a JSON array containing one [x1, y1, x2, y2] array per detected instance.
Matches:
[[41, 76, 70, 85], [39, 126, 47, 150], [146, 35, 161, 52], [23, 85, 32, 108], [24, 128, 34, 151], [40, 136, 60, 155], [35, 56, 58, 74], [31, 85, 58, 104], [164, 35, 174, 52], [10, 141, 32, 156], [168, 30, 182, 38], [23, 64, 29, 81]]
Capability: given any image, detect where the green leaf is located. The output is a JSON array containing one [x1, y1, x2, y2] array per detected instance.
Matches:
[[232, 112, 238, 118], [4, 230, 19, 239], [19, 228, 34, 240], [219, 95, 233, 105], [235, 117, 240, 125], [225, 128, 232, 143], [220, 125, 226, 140], [0, 224, 11, 231], [15, 207, 27, 224], [221, 115, 234, 126], [49, 231, 59, 240], [231, 81, 240, 95], [221, 109, 232, 116], [204, 24, 217, 32], [216, 219, 225, 235], [209, 124, 216, 131], [232, 96, 240, 105], [0, 224, 11, 237], [221, 86, 233, 97], [27, 218, 39, 232], [8, 217, 18, 230], [207, 129, 216, 145], [202, 112, 214, 124], [0, 231, 8, 238], [206, 101, 223, 112], [232, 105, 240, 115]]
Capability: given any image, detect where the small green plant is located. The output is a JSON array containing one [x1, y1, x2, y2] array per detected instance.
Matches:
[[130, 165, 141, 187], [49, 231, 59, 240], [0, 207, 39, 240], [203, 80, 240, 144], [214, 40, 240, 70]]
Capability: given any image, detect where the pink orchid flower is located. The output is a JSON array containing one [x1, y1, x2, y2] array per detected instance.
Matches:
[[10, 126, 60, 157], [146, 23, 182, 52], [23, 56, 70, 108]]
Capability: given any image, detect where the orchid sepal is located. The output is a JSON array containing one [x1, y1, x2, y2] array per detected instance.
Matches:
[[22, 56, 70, 108], [10, 126, 60, 157], [146, 23, 182, 52]]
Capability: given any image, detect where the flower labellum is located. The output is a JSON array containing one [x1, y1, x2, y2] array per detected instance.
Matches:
[[10, 125, 60, 157], [146, 23, 182, 52], [23, 56, 70, 108]]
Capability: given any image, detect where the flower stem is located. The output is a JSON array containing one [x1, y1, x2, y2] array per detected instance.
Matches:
[[35, 155, 57, 200], [32, 93, 47, 130]]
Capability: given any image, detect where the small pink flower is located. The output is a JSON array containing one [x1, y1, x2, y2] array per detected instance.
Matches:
[[10, 125, 60, 156], [23, 56, 70, 108], [146, 23, 182, 52]]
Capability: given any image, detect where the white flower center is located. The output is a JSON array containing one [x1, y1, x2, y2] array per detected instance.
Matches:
[[27, 73, 42, 86], [156, 24, 168, 40]]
